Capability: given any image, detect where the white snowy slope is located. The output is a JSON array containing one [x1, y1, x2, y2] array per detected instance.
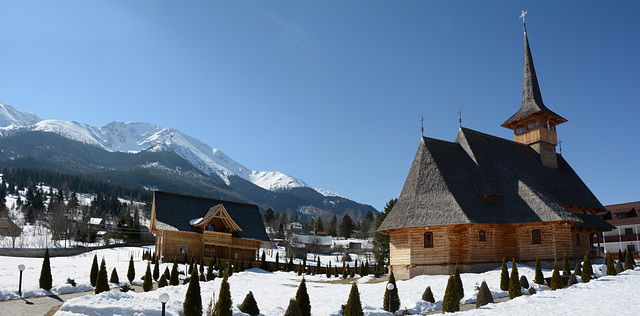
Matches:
[[0, 102, 337, 196]]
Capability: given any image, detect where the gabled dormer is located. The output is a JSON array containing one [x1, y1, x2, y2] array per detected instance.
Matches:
[[502, 24, 567, 168], [193, 204, 242, 234]]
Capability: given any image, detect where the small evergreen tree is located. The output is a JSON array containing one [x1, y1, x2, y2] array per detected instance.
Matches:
[[606, 252, 616, 275], [153, 257, 160, 281], [344, 282, 364, 316], [163, 266, 170, 280], [454, 264, 464, 298], [284, 298, 302, 316], [296, 278, 311, 316], [158, 273, 168, 288], [383, 270, 400, 312], [239, 291, 260, 316], [275, 252, 280, 272], [213, 271, 232, 316], [90, 254, 99, 287], [508, 260, 522, 299], [582, 251, 593, 283], [207, 258, 215, 281], [39, 248, 53, 292], [616, 260, 624, 274], [574, 262, 582, 276], [550, 258, 563, 290], [143, 262, 153, 292], [625, 250, 635, 270], [170, 258, 180, 286], [183, 266, 202, 316], [110, 267, 119, 284], [421, 286, 435, 303], [261, 251, 268, 271], [95, 258, 110, 294], [500, 258, 509, 291], [199, 257, 204, 274], [442, 274, 460, 312], [519, 275, 529, 289], [475, 280, 493, 308], [127, 255, 135, 283], [562, 253, 571, 276], [534, 256, 544, 285], [326, 261, 332, 278]]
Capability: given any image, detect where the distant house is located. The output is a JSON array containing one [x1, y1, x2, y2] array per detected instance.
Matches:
[[599, 201, 640, 259], [149, 191, 270, 263], [290, 233, 332, 257], [378, 25, 613, 279], [0, 217, 22, 248], [287, 222, 303, 231]]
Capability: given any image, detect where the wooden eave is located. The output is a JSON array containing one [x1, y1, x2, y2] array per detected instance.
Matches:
[[501, 111, 567, 130], [194, 204, 243, 233]]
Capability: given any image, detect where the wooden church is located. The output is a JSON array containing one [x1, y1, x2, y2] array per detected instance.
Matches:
[[378, 23, 614, 279]]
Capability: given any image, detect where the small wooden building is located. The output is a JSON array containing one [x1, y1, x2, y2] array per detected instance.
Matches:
[[378, 25, 614, 279], [150, 191, 270, 263]]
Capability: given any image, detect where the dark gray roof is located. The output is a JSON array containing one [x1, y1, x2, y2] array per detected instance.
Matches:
[[502, 28, 566, 128], [153, 191, 270, 242], [378, 128, 612, 231]]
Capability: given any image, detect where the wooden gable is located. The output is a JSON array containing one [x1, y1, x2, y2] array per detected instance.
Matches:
[[193, 204, 242, 233]]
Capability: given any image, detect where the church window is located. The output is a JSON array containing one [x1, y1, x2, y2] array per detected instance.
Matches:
[[424, 232, 433, 248], [515, 126, 526, 135], [178, 246, 187, 254], [479, 230, 486, 241], [532, 229, 542, 244], [527, 120, 538, 130]]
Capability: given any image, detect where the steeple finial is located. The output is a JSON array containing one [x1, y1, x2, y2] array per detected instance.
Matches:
[[457, 108, 462, 128], [520, 10, 528, 29], [420, 116, 425, 137]]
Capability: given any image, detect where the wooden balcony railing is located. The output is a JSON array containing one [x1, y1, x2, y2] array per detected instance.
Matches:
[[602, 233, 640, 243], [203, 231, 232, 245], [514, 127, 557, 145]]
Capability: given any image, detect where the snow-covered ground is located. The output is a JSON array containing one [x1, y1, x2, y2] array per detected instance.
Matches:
[[2, 246, 640, 315]]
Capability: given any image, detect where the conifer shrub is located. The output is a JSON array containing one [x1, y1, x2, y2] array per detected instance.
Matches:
[[519, 275, 529, 289], [163, 266, 170, 280], [454, 264, 464, 298], [562, 253, 571, 276], [326, 261, 332, 278], [606, 252, 616, 275], [582, 252, 593, 283], [500, 258, 509, 291], [574, 262, 582, 276], [127, 255, 136, 283], [625, 251, 635, 270], [158, 274, 168, 288], [275, 252, 280, 271], [110, 268, 120, 284], [508, 260, 522, 299], [213, 271, 232, 316], [383, 270, 400, 313], [421, 286, 435, 303], [615, 260, 624, 274], [207, 258, 215, 281], [475, 280, 493, 308], [90, 254, 99, 287], [334, 265, 339, 278], [296, 278, 311, 316], [39, 248, 53, 292], [344, 283, 363, 316], [170, 258, 180, 286], [569, 273, 578, 286], [284, 299, 302, 316], [550, 258, 563, 290], [199, 257, 204, 274], [534, 256, 544, 285], [143, 262, 153, 292], [183, 266, 202, 316], [153, 257, 160, 281], [200, 273, 206, 281], [239, 291, 260, 315], [95, 259, 110, 294], [442, 274, 460, 313], [342, 267, 348, 279]]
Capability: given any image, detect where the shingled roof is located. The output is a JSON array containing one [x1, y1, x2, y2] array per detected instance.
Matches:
[[378, 128, 612, 231], [502, 27, 567, 128], [152, 191, 270, 242]]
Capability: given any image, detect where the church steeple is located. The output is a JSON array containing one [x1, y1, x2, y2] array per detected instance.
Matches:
[[502, 14, 567, 168]]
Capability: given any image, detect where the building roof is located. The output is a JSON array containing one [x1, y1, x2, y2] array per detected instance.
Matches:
[[603, 201, 640, 226], [378, 127, 612, 231], [292, 233, 332, 246], [0, 217, 22, 237], [502, 27, 566, 129], [152, 191, 270, 242]]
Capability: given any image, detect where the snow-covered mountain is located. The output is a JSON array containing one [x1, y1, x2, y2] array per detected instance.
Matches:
[[0, 102, 335, 197]]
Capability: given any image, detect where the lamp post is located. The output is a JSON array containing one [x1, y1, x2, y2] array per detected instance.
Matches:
[[18, 264, 25, 297], [159, 293, 169, 316], [386, 282, 395, 314]]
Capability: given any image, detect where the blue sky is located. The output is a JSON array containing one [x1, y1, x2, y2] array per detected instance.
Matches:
[[1, 0, 638, 211]]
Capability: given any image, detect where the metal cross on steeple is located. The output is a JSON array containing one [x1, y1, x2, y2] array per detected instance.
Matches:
[[520, 10, 528, 28], [420, 116, 425, 137], [458, 108, 462, 128]]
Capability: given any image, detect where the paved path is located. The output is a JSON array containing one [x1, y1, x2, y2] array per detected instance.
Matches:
[[0, 285, 147, 316]]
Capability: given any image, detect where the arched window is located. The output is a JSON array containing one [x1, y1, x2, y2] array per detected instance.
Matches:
[[576, 233, 581, 246], [424, 232, 433, 248], [590, 233, 600, 248], [532, 229, 542, 244], [479, 230, 486, 241]]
